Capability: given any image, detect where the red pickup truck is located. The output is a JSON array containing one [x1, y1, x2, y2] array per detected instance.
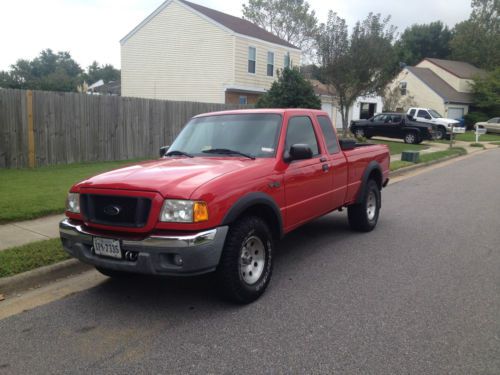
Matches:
[[60, 109, 389, 303]]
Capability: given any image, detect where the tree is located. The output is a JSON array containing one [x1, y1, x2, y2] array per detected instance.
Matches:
[[317, 12, 398, 134], [395, 21, 452, 66], [255, 67, 321, 109], [382, 85, 417, 112], [471, 67, 500, 116], [450, 0, 500, 69], [242, 0, 318, 59], [82, 61, 120, 84], [0, 49, 82, 92]]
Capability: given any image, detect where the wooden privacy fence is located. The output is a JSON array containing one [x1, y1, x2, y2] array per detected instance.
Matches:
[[0, 89, 248, 168]]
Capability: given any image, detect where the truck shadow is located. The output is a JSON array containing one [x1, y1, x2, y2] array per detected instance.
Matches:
[[78, 212, 352, 313]]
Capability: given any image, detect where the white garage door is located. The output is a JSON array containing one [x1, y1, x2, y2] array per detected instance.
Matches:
[[448, 107, 464, 120], [321, 103, 333, 118]]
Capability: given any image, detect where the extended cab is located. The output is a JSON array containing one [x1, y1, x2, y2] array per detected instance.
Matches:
[[60, 109, 390, 303], [350, 112, 435, 144], [407, 108, 460, 140]]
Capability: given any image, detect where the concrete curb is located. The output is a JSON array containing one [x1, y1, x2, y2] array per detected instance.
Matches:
[[390, 153, 465, 177], [0, 259, 91, 297]]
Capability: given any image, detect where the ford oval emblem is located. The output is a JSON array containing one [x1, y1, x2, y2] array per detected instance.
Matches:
[[103, 205, 121, 216]]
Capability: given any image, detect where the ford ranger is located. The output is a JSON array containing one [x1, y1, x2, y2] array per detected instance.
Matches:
[[60, 109, 390, 303]]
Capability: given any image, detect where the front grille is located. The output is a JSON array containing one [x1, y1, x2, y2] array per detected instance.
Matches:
[[80, 194, 152, 228]]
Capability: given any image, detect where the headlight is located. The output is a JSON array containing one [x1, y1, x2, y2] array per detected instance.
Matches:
[[66, 193, 80, 213], [159, 200, 208, 223]]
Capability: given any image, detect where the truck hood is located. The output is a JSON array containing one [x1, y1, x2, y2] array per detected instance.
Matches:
[[76, 157, 257, 198], [436, 117, 460, 124]]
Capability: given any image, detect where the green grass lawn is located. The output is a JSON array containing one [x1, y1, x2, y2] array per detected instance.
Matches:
[[369, 139, 429, 155], [454, 131, 500, 142], [0, 159, 145, 223], [0, 239, 69, 278], [418, 147, 467, 163], [390, 160, 414, 171], [390, 147, 467, 171]]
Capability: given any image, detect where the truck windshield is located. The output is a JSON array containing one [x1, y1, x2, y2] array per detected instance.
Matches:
[[168, 114, 282, 158], [429, 109, 443, 118]]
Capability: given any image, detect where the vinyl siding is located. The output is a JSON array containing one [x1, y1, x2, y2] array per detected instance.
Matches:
[[393, 69, 446, 114], [233, 37, 301, 90], [121, 0, 234, 103], [416, 60, 472, 93]]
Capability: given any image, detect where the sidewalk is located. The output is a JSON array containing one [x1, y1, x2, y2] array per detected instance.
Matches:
[[0, 214, 64, 251]]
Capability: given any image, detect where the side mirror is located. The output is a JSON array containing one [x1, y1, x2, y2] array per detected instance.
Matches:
[[284, 144, 313, 162], [339, 139, 356, 151], [401, 118, 406, 125], [159, 145, 170, 157]]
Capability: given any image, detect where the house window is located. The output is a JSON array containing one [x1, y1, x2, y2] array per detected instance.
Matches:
[[239, 96, 248, 105], [399, 81, 407, 96], [248, 47, 256, 74], [284, 52, 290, 69], [267, 52, 274, 76]]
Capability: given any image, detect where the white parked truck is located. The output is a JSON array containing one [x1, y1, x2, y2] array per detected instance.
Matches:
[[407, 108, 460, 140]]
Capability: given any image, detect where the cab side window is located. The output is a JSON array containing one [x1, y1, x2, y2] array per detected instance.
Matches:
[[417, 110, 431, 120], [285, 116, 319, 156], [317, 116, 339, 154]]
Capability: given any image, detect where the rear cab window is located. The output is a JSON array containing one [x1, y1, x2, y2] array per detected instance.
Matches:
[[317, 115, 339, 154]]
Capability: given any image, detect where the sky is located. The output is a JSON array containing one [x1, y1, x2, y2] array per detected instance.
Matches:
[[0, 0, 472, 71]]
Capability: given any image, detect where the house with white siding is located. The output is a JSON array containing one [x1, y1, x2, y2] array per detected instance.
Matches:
[[120, 0, 301, 105], [390, 58, 485, 119]]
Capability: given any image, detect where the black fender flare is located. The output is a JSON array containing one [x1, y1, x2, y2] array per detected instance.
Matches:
[[221, 192, 284, 239], [356, 161, 383, 205]]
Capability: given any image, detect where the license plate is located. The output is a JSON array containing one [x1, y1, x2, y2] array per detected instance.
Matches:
[[93, 237, 122, 259]]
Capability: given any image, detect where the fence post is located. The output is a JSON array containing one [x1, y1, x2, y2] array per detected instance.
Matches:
[[26, 90, 35, 168]]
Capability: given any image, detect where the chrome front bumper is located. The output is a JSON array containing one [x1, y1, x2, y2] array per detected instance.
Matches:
[[59, 219, 228, 276]]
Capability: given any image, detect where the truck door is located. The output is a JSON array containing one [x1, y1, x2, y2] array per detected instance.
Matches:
[[283, 115, 333, 228]]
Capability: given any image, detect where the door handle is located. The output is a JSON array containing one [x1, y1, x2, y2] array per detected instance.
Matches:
[[322, 164, 329, 172], [320, 157, 327, 163]]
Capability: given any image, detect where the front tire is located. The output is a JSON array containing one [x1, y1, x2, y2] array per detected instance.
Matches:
[[348, 180, 381, 232], [435, 126, 446, 140], [216, 216, 274, 304], [354, 128, 365, 138]]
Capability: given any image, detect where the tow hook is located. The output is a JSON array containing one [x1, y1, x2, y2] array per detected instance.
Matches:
[[124, 251, 139, 262]]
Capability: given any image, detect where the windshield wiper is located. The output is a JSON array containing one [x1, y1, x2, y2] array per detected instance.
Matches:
[[165, 150, 194, 158], [202, 148, 255, 160]]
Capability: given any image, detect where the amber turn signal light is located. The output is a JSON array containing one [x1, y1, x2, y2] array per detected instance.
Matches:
[[193, 201, 209, 222]]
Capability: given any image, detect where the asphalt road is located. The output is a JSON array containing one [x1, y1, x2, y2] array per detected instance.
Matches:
[[1, 149, 500, 374]]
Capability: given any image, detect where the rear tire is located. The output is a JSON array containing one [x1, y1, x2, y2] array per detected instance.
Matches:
[[348, 180, 381, 232], [216, 216, 274, 304], [404, 132, 419, 144]]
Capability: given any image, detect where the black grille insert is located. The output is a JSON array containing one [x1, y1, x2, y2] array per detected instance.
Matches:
[[81, 194, 152, 228]]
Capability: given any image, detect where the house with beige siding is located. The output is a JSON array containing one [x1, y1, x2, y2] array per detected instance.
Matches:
[[120, 0, 301, 104], [389, 58, 485, 119]]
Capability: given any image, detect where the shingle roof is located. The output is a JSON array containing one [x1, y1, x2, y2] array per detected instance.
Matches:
[[178, 0, 299, 49], [309, 79, 337, 97], [407, 67, 473, 104], [423, 58, 486, 79]]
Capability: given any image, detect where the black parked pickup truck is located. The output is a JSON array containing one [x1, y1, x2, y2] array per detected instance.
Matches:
[[350, 113, 436, 144]]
